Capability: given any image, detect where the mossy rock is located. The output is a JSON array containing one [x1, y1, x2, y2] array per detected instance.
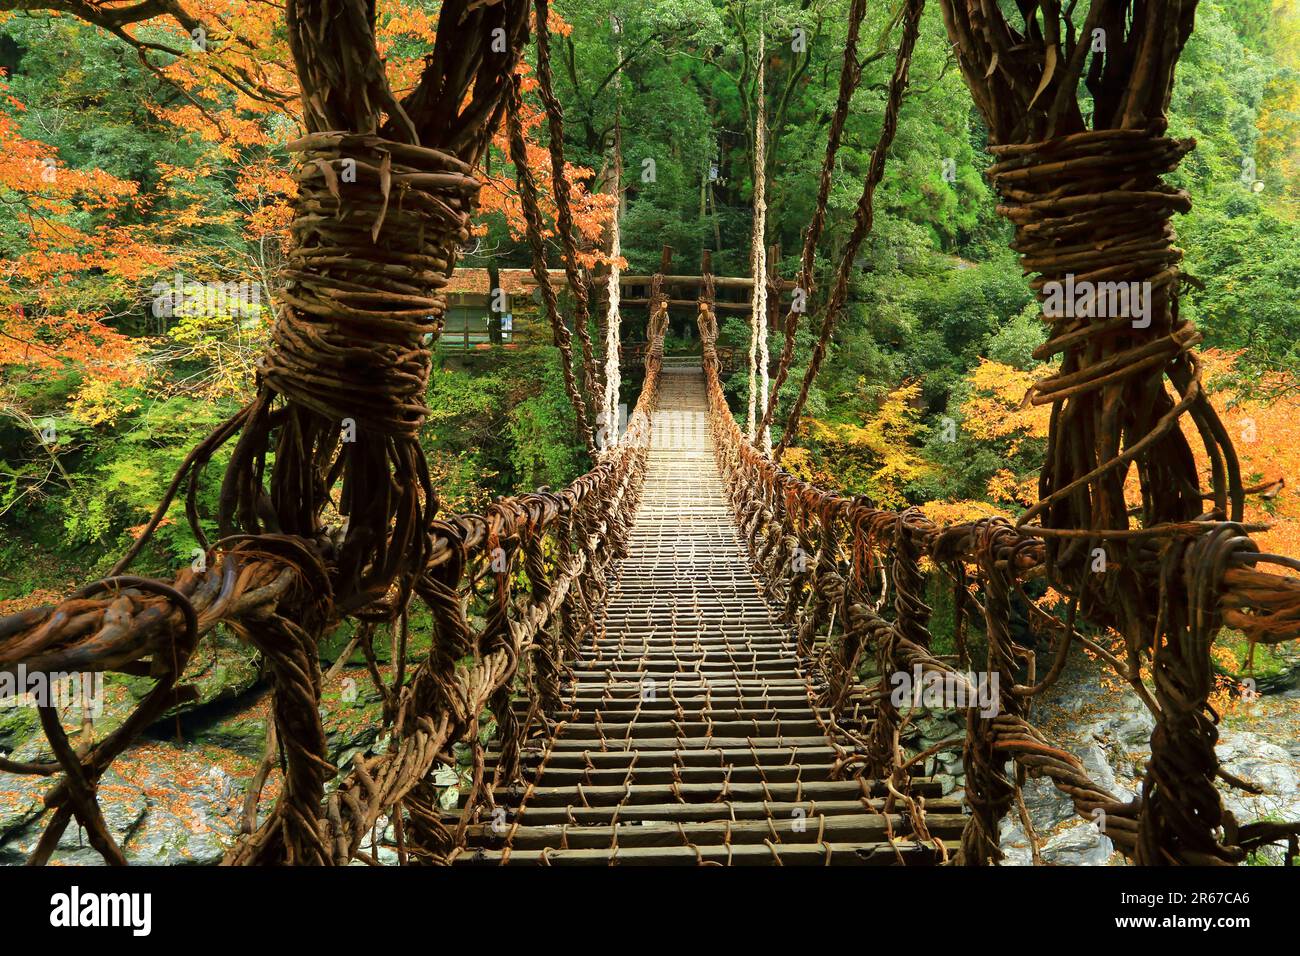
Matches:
[[0, 705, 40, 752], [0, 768, 147, 865], [192, 717, 269, 760], [110, 632, 262, 720], [322, 692, 385, 766], [1214, 636, 1300, 694], [317, 620, 360, 666], [0, 771, 48, 852]]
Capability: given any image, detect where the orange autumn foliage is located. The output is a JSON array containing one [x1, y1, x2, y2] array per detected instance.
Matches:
[[1109, 350, 1299, 558], [957, 353, 1299, 560], [1, 4, 617, 433], [478, 66, 618, 267], [0, 86, 151, 393], [1180, 349, 1300, 558], [1081, 627, 1251, 717], [918, 498, 1011, 525]]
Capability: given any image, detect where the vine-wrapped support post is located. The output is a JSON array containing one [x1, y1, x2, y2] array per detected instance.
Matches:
[[935, 0, 1266, 864], [955, 522, 1020, 865]]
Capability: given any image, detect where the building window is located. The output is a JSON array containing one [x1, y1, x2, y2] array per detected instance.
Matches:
[[441, 298, 513, 347]]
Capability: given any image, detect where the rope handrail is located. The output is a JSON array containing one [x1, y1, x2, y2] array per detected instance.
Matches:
[[0, 304, 670, 866], [696, 300, 1300, 865]]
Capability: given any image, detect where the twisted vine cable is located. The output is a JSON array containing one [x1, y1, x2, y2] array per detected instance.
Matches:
[[774, 0, 925, 462], [758, 0, 869, 439], [505, 75, 597, 451]]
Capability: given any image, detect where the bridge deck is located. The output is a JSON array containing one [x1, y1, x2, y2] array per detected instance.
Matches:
[[459, 368, 962, 864]]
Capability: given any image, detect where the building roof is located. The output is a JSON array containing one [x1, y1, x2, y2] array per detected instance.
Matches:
[[444, 267, 563, 296]]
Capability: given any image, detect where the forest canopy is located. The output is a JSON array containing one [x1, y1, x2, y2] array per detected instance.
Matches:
[[1, 0, 1298, 595]]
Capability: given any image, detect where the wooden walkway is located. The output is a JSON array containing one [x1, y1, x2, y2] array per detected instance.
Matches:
[[458, 368, 963, 864]]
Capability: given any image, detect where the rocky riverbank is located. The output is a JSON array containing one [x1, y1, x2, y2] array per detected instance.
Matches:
[[995, 645, 1300, 865], [0, 654, 390, 865]]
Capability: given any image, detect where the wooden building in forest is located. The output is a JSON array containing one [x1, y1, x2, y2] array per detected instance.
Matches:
[[440, 267, 562, 349]]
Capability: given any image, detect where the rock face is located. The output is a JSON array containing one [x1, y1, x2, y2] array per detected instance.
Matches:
[[122, 764, 244, 865], [995, 645, 1300, 866], [1, 661, 261, 864], [0, 706, 40, 753], [0, 663, 390, 865], [114, 636, 262, 716], [905, 709, 966, 796], [0, 747, 245, 865], [1215, 731, 1300, 865]]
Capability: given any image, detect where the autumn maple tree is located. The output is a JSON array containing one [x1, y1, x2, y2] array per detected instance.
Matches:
[[0, 0, 613, 529]]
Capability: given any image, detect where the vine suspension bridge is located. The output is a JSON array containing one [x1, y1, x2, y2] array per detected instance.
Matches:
[[456, 351, 963, 865], [2, 0, 1300, 868]]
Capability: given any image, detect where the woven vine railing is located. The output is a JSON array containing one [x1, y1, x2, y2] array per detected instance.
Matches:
[[0, 293, 667, 869], [698, 302, 1300, 866]]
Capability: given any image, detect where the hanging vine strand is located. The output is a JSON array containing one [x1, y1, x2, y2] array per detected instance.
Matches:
[[505, 75, 597, 452], [534, 0, 606, 417], [758, 0, 870, 439], [774, 0, 925, 462]]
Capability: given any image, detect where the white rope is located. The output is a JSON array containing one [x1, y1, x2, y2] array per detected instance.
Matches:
[[603, 145, 622, 447], [747, 26, 770, 452], [602, 37, 624, 451]]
